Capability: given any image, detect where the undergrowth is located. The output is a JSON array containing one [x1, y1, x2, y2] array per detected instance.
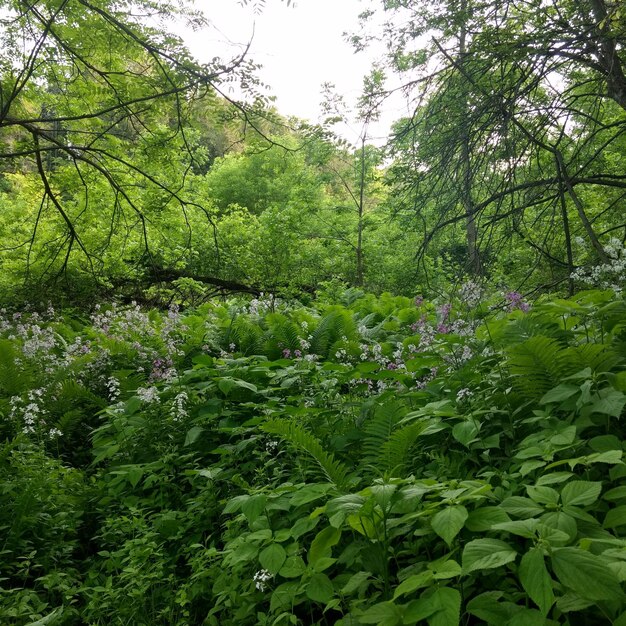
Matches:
[[2, 286, 626, 625]]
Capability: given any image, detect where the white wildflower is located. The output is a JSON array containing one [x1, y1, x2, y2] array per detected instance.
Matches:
[[136, 386, 160, 404], [253, 569, 272, 591], [456, 388, 474, 402], [265, 440, 279, 452], [171, 391, 188, 421]]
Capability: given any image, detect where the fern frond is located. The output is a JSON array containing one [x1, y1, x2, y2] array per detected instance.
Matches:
[[310, 308, 356, 358], [506, 336, 570, 398], [227, 317, 264, 355], [502, 316, 568, 345], [261, 418, 349, 488], [263, 313, 302, 358], [0, 339, 31, 395], [564, 343, 621, 374], [381, 421, 430, 476], [361, 402, 407, 472]]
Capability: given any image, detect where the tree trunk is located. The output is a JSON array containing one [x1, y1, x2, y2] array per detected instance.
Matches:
[[459, 0, 481, 274]]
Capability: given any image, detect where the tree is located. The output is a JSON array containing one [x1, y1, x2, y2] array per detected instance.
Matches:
[[357, 0, 626, 289], [0, 0, 280, 295], [319, 72, 386, 287]]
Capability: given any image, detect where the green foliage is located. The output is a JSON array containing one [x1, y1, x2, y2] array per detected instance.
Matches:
[[2, 288, 626, 624], [262, 418, 350, 487]]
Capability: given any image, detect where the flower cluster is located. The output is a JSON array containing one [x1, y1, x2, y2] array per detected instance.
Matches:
[[505, 291, 531, 312], [106, 377, 121, 402], [456, 387, 474, 403], [137, 386, 160, 404], [10, 387, 61, 438], [459, 280, 483, 308], [253, 569, 272, 591], [248, 293, 275, 316], [171, 391, 188, 421], [571, 238, 626, 294]]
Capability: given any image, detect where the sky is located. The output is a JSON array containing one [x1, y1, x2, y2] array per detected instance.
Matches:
[[182, 0, 408, 144]]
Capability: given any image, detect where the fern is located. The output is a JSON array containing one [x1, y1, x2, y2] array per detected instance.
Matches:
[[381, 421, 431, 476], [501, 315, 569, 345], [261, 418, 349, 488], [227, 316, 264, 355], [360, 401, 422, 475], [310, 308, 356, 358], [506, 336, 574, 398], [0, 339, 31, 395], [263, 313, 302, 358], [562, 343, 621, 374], [361, 403, 402, 468]]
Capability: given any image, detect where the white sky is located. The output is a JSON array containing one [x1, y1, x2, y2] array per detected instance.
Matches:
[[183, 0, 409, 144]]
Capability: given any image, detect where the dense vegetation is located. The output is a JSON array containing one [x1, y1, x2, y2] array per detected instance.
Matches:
[[1, 0, 626, 624], [2, 287, 626, 625]]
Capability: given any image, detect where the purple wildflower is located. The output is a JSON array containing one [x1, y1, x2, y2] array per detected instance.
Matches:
[[505, 291, 531, 312], [438, 303, 452, 321]]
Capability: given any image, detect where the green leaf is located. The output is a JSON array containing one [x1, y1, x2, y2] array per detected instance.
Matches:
[[429, 558, 462, 580], [540, 384, 579, 404], [591, 390, 626, 417], [222, 494, 247, 514], [359, 601, 403, 625], [127, 465, 143, 487], [589, 435, 622, 452], [26, 608, 63, 626], [184, 426, 203, 446], [241, 494, 267, 523], [519, 460, 545, 476], [259, 543, 286, 575], [427, 587, 461, 626], [452, 421, 479, 447], [466, 592, 514, 624], [549, 425, 577, 446], [560, 481, 602, 507], [604, 505, 626, 529], [526, 486, 559, 505], [501, 497, 544, 518], [589, 449, 623, 464], [431, 505, 468, 546], [312, 556, 336, 572], [305, 572, 334, 603], [393, 571, 433, 600], [614, 611, 626, 626], [492, 519, 539, 539], [341, 571, 371, 595], [403, 598, 438, 623], [603, 486, 626, 502], [518, 547, 554, 616], [308, 526, 341, 566], [218, 377, 258, 396], [290, 483, 332, 506], [465, 506, 511, 531], [279, 555, 306, 578], [539, 511, 577, 543], [555, 592, 594, 613], [290, 515, 318, 539], [551, 547, 623, 601], [270, 581, 300, 612], [462, 538, 517, 573], [536, 472, 573, 486]]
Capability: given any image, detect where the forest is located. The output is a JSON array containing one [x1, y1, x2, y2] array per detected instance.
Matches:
[[1, 0, 626, 624]]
